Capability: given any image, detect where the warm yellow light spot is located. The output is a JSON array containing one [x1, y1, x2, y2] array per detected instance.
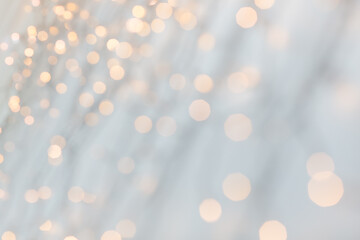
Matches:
[[224, 114, 252, 141], [85, 113, 99, 127], [236, 7, 258, 29], [64, 236, 78, 240], [259, 220, 287, 240], [223, 173, 251, 201], [227, 72, 249, 93], [93, 81, 106, 94], [188, 99, 211, 121], [107, 39, 119, 51], [11, 33, 20, 41], [4, 57, 14, 66], [101, 231, 121, 240], [38, 186, 52, 200], [0, 154, 3, 164], [86, 34, 97, 45], [25, 189, 39, 203], [199, 199, 222, 223], [126, 18, 144, 33], [79, 93, 94, 108], [308, 171, 344, 207], [134, 115, 152, 133], [169, 73, 186, 90], [39, 220, 52, 231], [24, 48, 34, 57], [8, 96, 20, 112], [116, 219, 136, 238], [49, 26, 59, 36], [116, 42, 133, 59], [110, 65, 125, 80], [48, 145, 62, 158], [255, 0, 275, 9], [66, 2, 78, 12], [118, 157, 135, 174], [132, 5, 146, 18], [156, 3, 173, 19], [51, 135, 66, 148], [99, 100, 114, 116], [24, 116, 34, 125], [68, 186, 85, 203], [151, 18, 165, 33], [1, 231, 16, 240], [87, 51, 100, 64], [307, 152, 335, 177], [175, 9, 197, 30], [54, 40, 66, 54], [48, 56, 58, 65], [95, 25, 107, 37], [48, 155, 63, 166], [156, 116, 177, 136], [194, 74, 213, 93], [67, 31, 78, 43], [197, 33, 215, 51], [56, 83, 67, 94]]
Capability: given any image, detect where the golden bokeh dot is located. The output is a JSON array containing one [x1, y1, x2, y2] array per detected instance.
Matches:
[[93, 81, 106, 94], [188, 99, 211, 121], [118, 157, 135, 174], [134, 115, 153, 133], [236, 7, 258, 29], [194, 74, 213, 93], [116, 42, 133, 59], [110, 65, 125, 80], [156, 116, 177, 137], [38, 186, 52, 200], [68, 186, 85, 203], [222, 173, 251, 201], [79, 93, 94, 108], [24, 116, 34, 125], [224, 114, 252, 141], [156, 3, 173, 19], [199, 198, 222, 223], [107, 39, 119, 51], [54, 40, 66, 54], [126, 18, 144, 33], [95, 25, 107, 37], [87, 51, 100, 64], [0, 154, 3, 164], [132, 5, 146, 18], [99, 100, 114, 116], [48, 144, 62, 158], [1, 231, 16, 240], [40, 72, 51, 83], [151, 18, 166, 33], [255, 0, 275, 9], [227, 72, 249, 93], [101, 231, 122, 240], [259, 220, 287, 240], [308, 171, 344, 207], [56, 83, 67, 94], [64, 236, 78, 240], [116, 219, 136, 238], [25, 189, 39, 203], [39, 220, 52, 232], [169, 73, 186, 90], [51, 135, 66, 148], [306, 152, 335, 177], [197, 33, 215, 51], [175, 9, 197, 30]]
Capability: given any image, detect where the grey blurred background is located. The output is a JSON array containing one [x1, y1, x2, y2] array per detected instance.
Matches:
[[0, 0, 359, 239]]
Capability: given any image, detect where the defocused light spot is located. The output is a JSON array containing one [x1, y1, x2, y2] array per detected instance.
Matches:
[[118, 157, 135, 174], [307, 152, 335, 177], [236, 7, 257, 29], [116, 42, 133, 59], [223, 173, 251, 201], [87, 51, 100, 64], [0, 154, 3, 164], [64, 236, 78, 240], [169, 73, 186, 90], [39, 220, 52, 231], [255, 0, 275, 9], [25, 189, 39, 203], [156, 116, 177, 136], [134, 115, 152, 133], [95, 25, 107, 38], [126, 18, 144, 33], [38, 186, 52, 200], [48, 145, 62, 158], [156, 3, 173, 19], [93, 81, 107, 94], [85, 113, 99, 127], [1, 231, 16, 240], [175, 8, 197, 30], [199, 198, 222, 222], [54, 40, 66, 54], [227, 72, 249, 93], [101, 231, 122, 240], [151, 18, 165, 33], [197, 33, 215, 51], [259, 220, 287, 240], [194, 74, 213, 93], [51, 135, 66, 148], [116, 219, 136, 238], [189, 99, 211, 121], [56, 83, 67, 94], [79, 93, 94, 108], [132, 5, 146, 18], [107, 39, 119, 51], [68, 186, 85, 203], [40, 72, 51, 83], [110, 65, 125, 80], [224, 114, 252, 141], [99, 100, 114, 116], [308, 171, 344, 207]]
